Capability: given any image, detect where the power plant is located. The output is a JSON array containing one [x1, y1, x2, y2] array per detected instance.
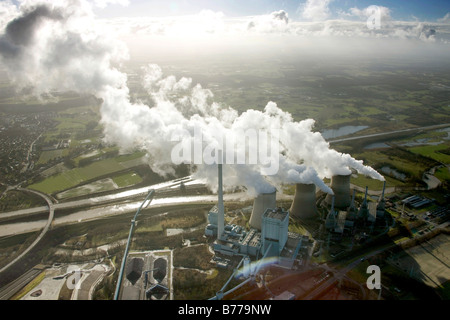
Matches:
[[206, 160, 389, 263], [205, 161, 313, 271], [204, 159, 390, 300]]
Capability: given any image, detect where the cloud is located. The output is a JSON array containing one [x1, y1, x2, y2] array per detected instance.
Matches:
[[299, 0, 333, 21], [0, 1, 19, 30], [0, 0, 128, 96], [101, 8, 450, 47], [438, 12, 450, 23], [93, 0, 130, 9], [347, 5, 392, 21], [247, 10, 289, 33]]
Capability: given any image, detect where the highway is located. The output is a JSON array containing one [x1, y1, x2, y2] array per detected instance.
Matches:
[[328, 123, 450, 144], [0, 188, 54, 274], [0, 191, 254, 238], [0, 177, 195, 274], [0, 176, 195, 221], [0, 267, 44, 300]]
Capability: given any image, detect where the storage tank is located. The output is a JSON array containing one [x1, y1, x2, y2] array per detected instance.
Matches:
[[325, 174, 351, 209], [249, 190, 277, 230], [289, 183, 317, 219]]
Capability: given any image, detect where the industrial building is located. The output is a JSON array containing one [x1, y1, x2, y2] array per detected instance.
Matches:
[[323, 177, 389, 241], [205, 162, 312, 271], [402, 194, 434, 209], [261, 208, 289, 257]]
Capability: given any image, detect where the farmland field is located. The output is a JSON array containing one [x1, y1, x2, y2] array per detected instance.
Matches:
[[112, 172, 142, 188], [408, 144, 450, 164], [29, 159, 126, 194], [55, 178, 119, 200], [37, 150, 66, 165]]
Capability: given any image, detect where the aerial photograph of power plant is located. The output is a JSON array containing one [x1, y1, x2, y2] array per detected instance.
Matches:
[[0, 0, 449, 308]]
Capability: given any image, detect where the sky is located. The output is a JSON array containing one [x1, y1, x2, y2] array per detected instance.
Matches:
[[92, 0, 450, 22]]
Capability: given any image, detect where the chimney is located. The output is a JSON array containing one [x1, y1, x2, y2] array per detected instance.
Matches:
[[217, 150, 225, 240]]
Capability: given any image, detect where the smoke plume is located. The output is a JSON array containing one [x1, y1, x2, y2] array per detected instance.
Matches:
[[0, 1, 384, 197]]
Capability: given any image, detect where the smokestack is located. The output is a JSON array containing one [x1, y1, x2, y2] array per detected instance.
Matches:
[[330, 195, 335, 213], [289, 183, 317, 219], [347, 189, 357, 220], [217, 150, 225, 240], [249, 189, 277, 230], [358, 186, 369, 221], [325, 174, 351, 209], [350, 189, 356, 209], [325, 196, 337, 230], [377, 181, 386, 211], [364, 186, 368, 203]]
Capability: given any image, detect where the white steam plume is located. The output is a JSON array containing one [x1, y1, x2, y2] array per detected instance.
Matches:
[[0, 1, 384, 198]]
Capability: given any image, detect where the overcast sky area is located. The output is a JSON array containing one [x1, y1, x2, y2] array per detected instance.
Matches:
[[1, 0, 450, 62], [90, 0, 450, 22]]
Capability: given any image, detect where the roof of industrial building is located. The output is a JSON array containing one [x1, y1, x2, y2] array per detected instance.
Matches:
[[263, 208, 288, 221]]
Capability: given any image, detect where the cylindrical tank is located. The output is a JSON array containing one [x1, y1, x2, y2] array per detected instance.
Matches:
[[249, 190, 277, 230], [289, 183, 317, 219], [325, 174, 351, 209]]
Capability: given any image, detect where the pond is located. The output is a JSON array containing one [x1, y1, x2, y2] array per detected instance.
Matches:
[[364, 142, 390, 150], [321, 125, 369, 140], [380, 166, 407, 181]]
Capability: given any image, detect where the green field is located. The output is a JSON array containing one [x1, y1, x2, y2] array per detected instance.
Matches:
[[408, 144, 450, 164], [37, 149, 67, 165], [55, 178, 118, 200], [434, 166, 450, 182], [29, 159, 126, 194], [350, 174, 404, 190], [112, 171, 143, 188]]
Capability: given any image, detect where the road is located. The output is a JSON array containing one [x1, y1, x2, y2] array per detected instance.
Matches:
[[0, 188, 54, 274], [0, 267, 44, 300], [328, 123, 450, 144], [0, 176, 194, 222], [23, 133, 42, 172], [0, 185, 259, 238]]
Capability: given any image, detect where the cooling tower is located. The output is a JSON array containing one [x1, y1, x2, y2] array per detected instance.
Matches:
[[249, 190, 277, 230], [325, 174, 351, 209], [289, 183, 317, 219]]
